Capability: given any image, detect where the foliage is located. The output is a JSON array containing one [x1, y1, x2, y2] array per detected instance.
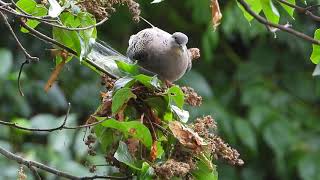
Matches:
[[0, 0, 320, 180]]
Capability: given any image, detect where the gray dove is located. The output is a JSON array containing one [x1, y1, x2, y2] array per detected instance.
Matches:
[[126, 27, 192, 82]]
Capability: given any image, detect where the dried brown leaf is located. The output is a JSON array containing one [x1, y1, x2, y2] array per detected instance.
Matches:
[[211, 0, 222, 30], [169, 121, 206, 151]]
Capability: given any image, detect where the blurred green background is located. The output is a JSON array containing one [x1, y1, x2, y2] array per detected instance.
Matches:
[[1, 0, 320, 179]]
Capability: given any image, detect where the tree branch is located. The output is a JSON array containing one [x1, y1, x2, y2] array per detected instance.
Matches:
[[276, 0, 320, 21], [0, 146, 129, 179], [237, 0, 320, 45], [0, 103, 71, 132]]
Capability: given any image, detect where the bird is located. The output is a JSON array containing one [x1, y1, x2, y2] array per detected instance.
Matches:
[[126, 27, 192, 82], [86, 19, 200, 82]]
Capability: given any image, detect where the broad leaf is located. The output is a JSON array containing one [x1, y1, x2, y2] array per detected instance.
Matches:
[[279, 0, 295, 17], [237, 0, 262, 22], [133, 74, 161, 89], [111, 87, 136, 115], [167, 85, 185, 108], [97, 118, 152, 148], [171, 105, 189, 123], [139, 162, 154, 180], [260, 0, 280, 24], [116, 61, 140, 75], [311, 29, 320, 64], [95, 125, 115, 151], [191, 154, 218, 180], [114, 141, 140, 170]]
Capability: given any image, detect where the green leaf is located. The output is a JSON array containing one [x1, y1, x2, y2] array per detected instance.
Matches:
[[155, 141, 164, 158], [311, 29, 320, 64], [167, 85, 185, 108], [114, 141, 140, 170], [145, 96, 169, 117], [133, 74, 161, 89], [191, 154, 218, 180], [139, 162, 154, 180], [260, 0, 280, 23], [0, 49, 13, 77], [16, 0, 36, 13], [97, 118, 152, 148], [234, 118, 257, 152], [95, 125, 115, 151], [279, 0, 295, 17], [116, 61, 140, 75], [237, 0, 262, 22], [16, 0, 48, 33], [112, 87, 136, 115]]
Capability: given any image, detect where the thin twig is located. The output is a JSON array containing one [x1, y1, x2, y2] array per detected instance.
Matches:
[[17, 60, 28, 96], [0, 5, 108, 31], [0, 11, 39, 96], [237, 0, 320, 45], [0, 103, 71, 132], [27, 166, 41, 180], [19, 20, 115, 77], [0, 146, 129, 179], [276, 0, 320, 21]]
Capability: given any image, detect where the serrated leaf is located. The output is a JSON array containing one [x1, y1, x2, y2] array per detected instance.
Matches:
[[311, 29, 320, 64], [237, 0, 262, 22], [234, 118, 257, 152], [112, 87, 136, 115], [114, 141, 140, 170], [97, 118, 152, 148], [260, 0, 280, 23], [279, 0, 295, 17]]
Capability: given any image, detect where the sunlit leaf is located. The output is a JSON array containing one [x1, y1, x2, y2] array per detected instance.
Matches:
[[237, 0, 262, 22], [116, 61, 140, 75], [48, 0, 63, 17], [279, 0, 295, 17], [111, 87, 136, 115], [260, 0, 280, 23], [311, 29, 320, 64], [167, 85, 185, 108], [133, 74, 161, 89]]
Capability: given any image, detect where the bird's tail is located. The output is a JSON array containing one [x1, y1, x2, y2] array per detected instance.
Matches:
[[85, 39, 133, 78]]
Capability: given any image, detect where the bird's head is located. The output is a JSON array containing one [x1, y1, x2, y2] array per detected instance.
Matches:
[[172, 32, 188, 47]]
